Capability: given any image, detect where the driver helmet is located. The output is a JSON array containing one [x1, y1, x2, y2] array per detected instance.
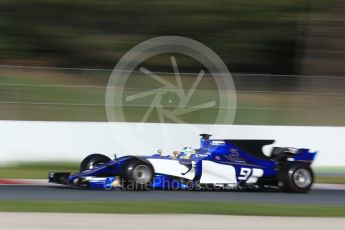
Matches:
[[179, 147, 195, 159]]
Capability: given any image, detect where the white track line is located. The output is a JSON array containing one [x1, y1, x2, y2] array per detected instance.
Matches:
[[0, 213, 344, 230]]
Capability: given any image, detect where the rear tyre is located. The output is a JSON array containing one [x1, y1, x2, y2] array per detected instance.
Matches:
[[122, 160, 154, 191], [278, 163, 313, 193], [80, 154, 111, 172]]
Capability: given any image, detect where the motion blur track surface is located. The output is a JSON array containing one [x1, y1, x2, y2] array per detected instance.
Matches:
[[0, 185, 344, 205]]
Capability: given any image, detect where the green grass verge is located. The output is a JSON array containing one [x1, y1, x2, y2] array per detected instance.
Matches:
[[314, 166, 345, 174], [1, 162, 344, 184], [0, 162, 79, 179], [0, 201, 344, 217], [315, 176, 345, 184]]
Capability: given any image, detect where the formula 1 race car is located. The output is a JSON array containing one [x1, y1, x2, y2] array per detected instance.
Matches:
[[49, 134, 317, 193]]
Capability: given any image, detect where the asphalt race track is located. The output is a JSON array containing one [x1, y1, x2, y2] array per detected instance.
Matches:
[[0, 185, 344, 205]]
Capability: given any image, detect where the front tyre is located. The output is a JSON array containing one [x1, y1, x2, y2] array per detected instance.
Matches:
[[80, 154, 111, 172], [278, 163, 313, 193], [123, 160, 154, 191]]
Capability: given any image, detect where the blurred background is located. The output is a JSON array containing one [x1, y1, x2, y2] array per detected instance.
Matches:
[[0, 0, 344, 126]]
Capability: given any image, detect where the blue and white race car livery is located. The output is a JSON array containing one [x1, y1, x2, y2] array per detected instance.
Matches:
[[49, 134, 317, 193]]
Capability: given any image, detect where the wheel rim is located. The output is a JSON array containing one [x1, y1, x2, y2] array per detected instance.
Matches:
[[293, 168, 312, 188], [132, 165, 152, 184]]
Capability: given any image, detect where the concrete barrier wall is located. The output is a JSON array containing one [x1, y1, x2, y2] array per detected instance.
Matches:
[[0, 121, 344, 166]]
